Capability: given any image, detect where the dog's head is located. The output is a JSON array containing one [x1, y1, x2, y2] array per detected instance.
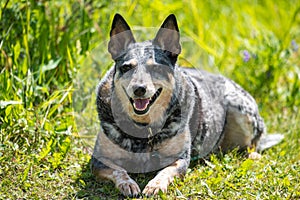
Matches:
[[109, 14, 181, 125]]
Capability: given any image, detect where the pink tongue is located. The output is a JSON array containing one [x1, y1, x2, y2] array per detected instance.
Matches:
[[133, 99, 150, 111]]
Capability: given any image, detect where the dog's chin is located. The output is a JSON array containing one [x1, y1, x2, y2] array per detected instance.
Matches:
[[130, 88, 162, 115]]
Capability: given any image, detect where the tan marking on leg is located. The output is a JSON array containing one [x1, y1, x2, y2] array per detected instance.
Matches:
[[142, 159, 188, 196], [220, 110, 254, 152], [92, 163, 140, 197], [113, 170, 141, 197]]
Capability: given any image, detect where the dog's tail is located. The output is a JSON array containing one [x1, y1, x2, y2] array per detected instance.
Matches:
[[256, 133, 284, 152]]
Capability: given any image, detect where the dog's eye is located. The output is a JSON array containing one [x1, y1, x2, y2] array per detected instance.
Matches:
[[120, 64, 133, 74]]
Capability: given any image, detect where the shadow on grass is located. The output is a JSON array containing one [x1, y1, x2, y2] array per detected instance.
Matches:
[[73, 159, 121, 199], [72, 145, 254, 199], [73, 159, 157, 200], [71, 153, 221, 200]]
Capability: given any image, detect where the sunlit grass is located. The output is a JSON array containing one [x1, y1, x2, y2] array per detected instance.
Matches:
[[1, 0, 299, 199]]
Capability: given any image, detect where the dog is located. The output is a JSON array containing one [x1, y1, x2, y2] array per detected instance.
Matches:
[[91, 13, 283, 197]]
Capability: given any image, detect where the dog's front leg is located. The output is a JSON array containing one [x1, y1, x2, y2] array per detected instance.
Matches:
[[91, 157, 141, 197], [102, 168, 141, 197], [142, 158, 189, 196]]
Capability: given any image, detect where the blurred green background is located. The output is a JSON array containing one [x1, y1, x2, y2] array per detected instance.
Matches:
[[1, 0, 299, 199]]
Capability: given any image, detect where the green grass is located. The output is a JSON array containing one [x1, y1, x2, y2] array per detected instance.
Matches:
[[1, 0, 300, 199]]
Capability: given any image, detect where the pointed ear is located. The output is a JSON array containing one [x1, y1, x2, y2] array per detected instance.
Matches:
[[153, 14, 181, 56], [108, 14, 136, 59]]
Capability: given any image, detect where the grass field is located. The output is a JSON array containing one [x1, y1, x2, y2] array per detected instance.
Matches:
[[1, 0, 300, 199]]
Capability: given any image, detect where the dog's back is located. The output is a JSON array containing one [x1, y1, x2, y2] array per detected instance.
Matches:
[[180, 67, 265, 156]]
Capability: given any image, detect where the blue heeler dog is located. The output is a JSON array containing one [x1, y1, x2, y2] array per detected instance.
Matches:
[[91, 14, 283, 197]]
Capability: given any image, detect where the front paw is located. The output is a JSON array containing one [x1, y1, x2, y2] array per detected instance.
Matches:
[[142, 177, 169, 196], [116, 178, 141, 197]]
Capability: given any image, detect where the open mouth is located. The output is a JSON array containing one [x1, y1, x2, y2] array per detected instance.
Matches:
[[130, 88, 162, 115]]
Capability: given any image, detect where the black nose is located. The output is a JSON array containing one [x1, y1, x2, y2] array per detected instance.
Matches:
[[133, 85, 146, 97]]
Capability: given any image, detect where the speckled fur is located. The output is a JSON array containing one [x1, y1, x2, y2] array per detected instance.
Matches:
[[91, 14, 270, 197]]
